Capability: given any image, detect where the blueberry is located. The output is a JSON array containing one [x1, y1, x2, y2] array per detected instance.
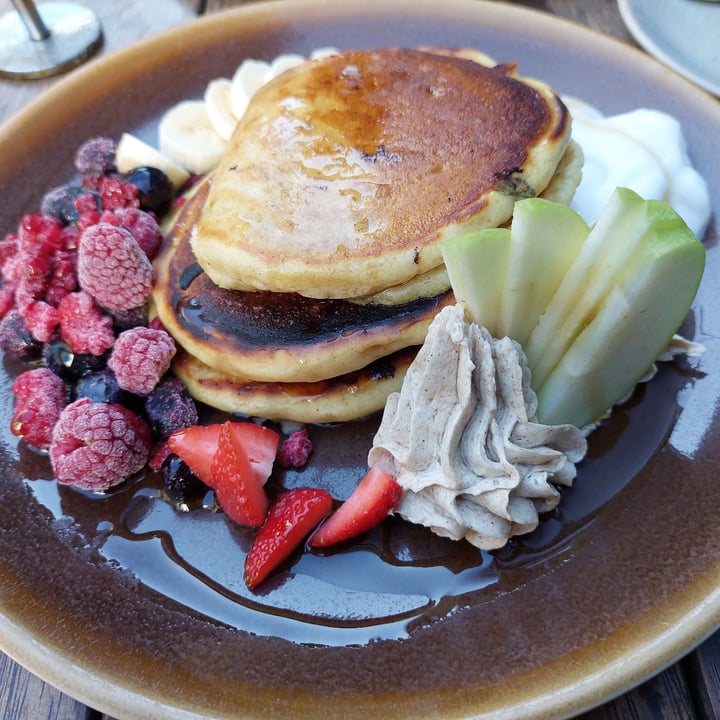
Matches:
[[0, 310, 42, 360], [43, 339, 107, 380], [123, 166, 174, 217], [161, 454, 206, 504], [74, 368, 138, 407], [40, 185, 100, 225]]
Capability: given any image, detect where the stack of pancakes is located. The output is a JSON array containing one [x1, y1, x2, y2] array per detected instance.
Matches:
[[151, 47, 582, 423]]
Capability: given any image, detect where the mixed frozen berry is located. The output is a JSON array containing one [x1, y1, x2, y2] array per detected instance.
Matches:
[[2, 137, 188, 492], [2, 134, 404, 591]]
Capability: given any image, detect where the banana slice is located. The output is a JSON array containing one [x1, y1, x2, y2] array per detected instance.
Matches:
[[115, 132, 190, 189], [230, 58, 271, 119], [204, 78, 237, 141], [263, 53, 306, 83], [309, 46, 339, 60], [158, 100, 227, 175]]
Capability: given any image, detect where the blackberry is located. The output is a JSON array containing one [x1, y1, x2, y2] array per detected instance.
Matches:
[[160, 453, 206, 504], [41, 185, 100, 226], [123, 166, 174, 217], [44, 339, 107, 381], [144, 377, 198, 440], [74, 137, 117, 175], [0, 310, 42, 360]]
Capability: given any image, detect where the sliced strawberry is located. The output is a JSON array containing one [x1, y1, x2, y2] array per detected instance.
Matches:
[[225, 421, 279, 486], [308, 467, 402, 548], [211, 422, 269, 527], [167, 420, 280, 489], [167, 423, 222, 486], [244, 487, 333, 590]]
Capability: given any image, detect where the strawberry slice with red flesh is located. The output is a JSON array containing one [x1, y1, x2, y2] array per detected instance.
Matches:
[[210, 422, 270, 527], [244, 487, 333, 590], [167, 423, 222, 486], [225, 421, 279, 486], [167, 421, 279, 488], [308, 467, 402, 548]]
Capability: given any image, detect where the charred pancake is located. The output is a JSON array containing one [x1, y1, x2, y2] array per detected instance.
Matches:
[[192, 47, 572, 300], [152, 177, 454, 383], [173, 347, 416, 423]]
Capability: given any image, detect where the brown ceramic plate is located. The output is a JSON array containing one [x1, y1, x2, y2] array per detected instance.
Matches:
[[1, 1, 719, 718]]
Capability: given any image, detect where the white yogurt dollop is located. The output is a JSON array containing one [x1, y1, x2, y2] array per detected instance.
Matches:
[[565, 98, 712, 238]]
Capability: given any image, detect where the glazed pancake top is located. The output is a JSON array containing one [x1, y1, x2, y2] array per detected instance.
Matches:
[[152, 177, 454, 383], [191, 47, 571, 300]]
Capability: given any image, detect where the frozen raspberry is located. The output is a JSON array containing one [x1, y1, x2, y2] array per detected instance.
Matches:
[[57, 291, 115, 356], [77, 222, 154, 311], [108, 326, 176, 396], [0, 284, 15, 318], [11, 367, 67, 449], [18, 213, 63, 253], [0, 310, 41, 360], [143, 377, 198, 440], [22, 300, 59, 343], [74, 137, 117, 174], [148, 441, 172, 472], [277, 428, 313, 469], [98, 176, 139, 211], [0, 233, 17, 266], [107, 207, 162, 259], [45, 249, 78, 306], [50, 397, 151, 491]]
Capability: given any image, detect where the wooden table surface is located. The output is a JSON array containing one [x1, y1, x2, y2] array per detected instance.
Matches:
[[0, 0, 718, 718]]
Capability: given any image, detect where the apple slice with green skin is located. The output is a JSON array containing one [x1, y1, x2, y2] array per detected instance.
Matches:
[[441, 227, 510, 337], [535, 200, 705, 427], [524, 187, 651, 388], [496, 197, 589, 346]]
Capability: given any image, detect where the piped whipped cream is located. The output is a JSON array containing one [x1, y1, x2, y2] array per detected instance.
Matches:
[[368, 304, 587, 550]]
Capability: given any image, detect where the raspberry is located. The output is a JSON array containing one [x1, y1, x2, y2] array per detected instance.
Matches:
[[108, 207, 162, 259], [107, 326, 176, 396], [11, 368, 67, 449], [74, 137, 117, 175], [98, 176, 139, 211], [277, 428, 313, 468], [0, 233, 17, 266], [22, 299, 59, 342], [57, 291, 115, 355], [144, 377, 198, 440], [0, 284, 15, 318], [77, 222, 154, 311], [50, 397, 151, 491], [149, 441, 172, 472], [45, 249, 78, 306]]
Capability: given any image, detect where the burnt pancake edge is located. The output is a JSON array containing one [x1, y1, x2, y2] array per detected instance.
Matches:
[[152, 177, 454, 383]]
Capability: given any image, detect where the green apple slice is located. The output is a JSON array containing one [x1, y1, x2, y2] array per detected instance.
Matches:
[[535, 200, 705, 427], [497, 197, 589, 346], [441, 228, 510, 336], [524, 187, 650, 388]]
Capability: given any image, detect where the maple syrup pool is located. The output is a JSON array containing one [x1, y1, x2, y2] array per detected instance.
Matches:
[[0, 348, 693, 647]]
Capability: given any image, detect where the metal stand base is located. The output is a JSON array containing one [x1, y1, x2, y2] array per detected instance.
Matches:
[[0, 2, 102, 79]]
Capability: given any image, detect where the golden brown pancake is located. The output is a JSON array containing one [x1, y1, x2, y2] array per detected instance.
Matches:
[[172, 346, 416, 423], [152, 176, 455, 383], [191, 47, 572, 300], [351, 140, 584, 306]]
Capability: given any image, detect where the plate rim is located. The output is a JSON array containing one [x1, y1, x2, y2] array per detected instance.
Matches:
[[618, 0, 720, 97], [2, 1, 720, 719]]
